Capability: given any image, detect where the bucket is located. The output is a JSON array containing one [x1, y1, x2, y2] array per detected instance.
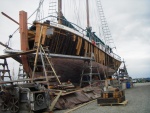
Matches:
[[122, 83, 126, 90], [126, 82, 130, 89]]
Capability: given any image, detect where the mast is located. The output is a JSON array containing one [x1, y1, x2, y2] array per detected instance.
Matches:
[[58, 0, 62, 24], [86, 0, 90, 28]]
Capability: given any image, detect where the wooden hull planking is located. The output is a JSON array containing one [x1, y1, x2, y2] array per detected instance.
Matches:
[[19, 11, 121, 84]]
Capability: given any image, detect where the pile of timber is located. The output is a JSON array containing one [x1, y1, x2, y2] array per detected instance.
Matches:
[[97, 90, 126, 105], [54, 86, 101, 109]]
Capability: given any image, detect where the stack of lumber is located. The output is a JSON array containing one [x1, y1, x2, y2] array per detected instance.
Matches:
[[97, 90, 125, 104]]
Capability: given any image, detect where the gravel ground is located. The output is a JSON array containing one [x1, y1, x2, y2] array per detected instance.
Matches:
[[54, 82, 150, 113]]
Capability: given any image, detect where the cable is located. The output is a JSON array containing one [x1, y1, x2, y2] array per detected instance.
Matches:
[[7, 0, 45, 48]]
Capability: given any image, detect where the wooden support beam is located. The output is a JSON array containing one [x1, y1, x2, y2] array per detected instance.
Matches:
[[0, 41, 12, 49], [99, 50, 101, 63], [90, 44, 92, 56], [88, 43, 91, 57], [64, 100, 96, 113], [35, 23, 41, 45], [54, 30, 67, 36], [28, 30, 35, 37], [76, 37, 80, 50], [73, 35, 76, 41], [19, 11, 31, 77], [103, 52, 105, 65], [96, 48, 98, 62], [0, 50, 36, 59], [76, 37, 82, 55], [49, 90, 62, 111], [1, 12, 19, 25], [19, 11, 28, 50], [84, 41, 88, 56], [41, 25, 48, 45]]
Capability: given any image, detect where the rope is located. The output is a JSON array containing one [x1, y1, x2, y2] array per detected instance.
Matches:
[[7, 0, 45, 48]]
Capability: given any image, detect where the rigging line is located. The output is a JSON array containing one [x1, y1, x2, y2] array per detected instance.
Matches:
[[41, 2, 44, 22], [6, 36, 11, 48], [49, 0, 57, 21], [29, 0, 44, 20], [74, 0, 79, 26], [38, 15, 87, 33], [36, 0, 45, 20], [76, 0, 81, 27], [73, 0, 77, 24], [83, 0, 87, 28], [10, 0, 45, 37], [95, 0, 106, 44], [93, 0, 100, 38], [63, 0, 65, 17], [6, 0, 42, 48], [78, 0, 81, 27], [41, 3, 43, 22]]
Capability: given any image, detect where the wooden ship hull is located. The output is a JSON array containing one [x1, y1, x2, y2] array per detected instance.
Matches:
[[0, 1, 122, 112], [19, 11, 121, 85]]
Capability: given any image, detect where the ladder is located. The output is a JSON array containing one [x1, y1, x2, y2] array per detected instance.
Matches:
[[31, 26, 61, 87], [0, 58, 12, 81], [80, 53, 101, 87], [96, 0, 115, 48], [18, 64, 27, 81], [48, 0, 57, 22]]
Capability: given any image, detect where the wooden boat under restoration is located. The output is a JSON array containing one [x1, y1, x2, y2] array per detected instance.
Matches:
[[0, 1, 123, 112], [19, 11, 121, 85]]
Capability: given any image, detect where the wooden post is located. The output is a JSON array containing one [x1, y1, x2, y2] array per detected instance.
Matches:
[[19, 11, 31, 77]]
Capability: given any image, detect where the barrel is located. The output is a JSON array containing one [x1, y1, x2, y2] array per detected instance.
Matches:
[[126, 82, 130, 89]]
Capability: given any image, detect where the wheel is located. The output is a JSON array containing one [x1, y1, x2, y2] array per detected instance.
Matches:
[[9, 96, 19, 113], [1, 102, 8, 111], [36, 94, 45, 106], [0, 91, 9, 111]]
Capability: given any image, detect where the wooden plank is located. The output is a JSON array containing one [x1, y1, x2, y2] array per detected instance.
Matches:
[[96, 48, 98, 62], [95, 47, 97, 61], [76, 37, 82, 55], [28, 30, 35, 37], [97, 96, 125, 104], [99, 100, 128, 106], [54, 30, 67, 36], [95, 47, 98, 62], [101, 90, 125, 99], [73, 35, 76, 41], [0, 75, 60, 84], [84, 41, 88, 56], [49, 90, 62, 111], [53, 89, 82, 96], [91, 44, 93, 54], [78, 37, 82, 55], [99, 50, 101, 63], [76, 37, 80, 50], [0, 50, 36, 59], [103, 52, 105, 65], [41, 25, 48, 45], [64, 100, 96, 113], [54, 35, 60, 53], [88, 43, 91, 56], [19, 11, 31, 76], [35, 23, 41, 44], [94, 47, 96, 60]]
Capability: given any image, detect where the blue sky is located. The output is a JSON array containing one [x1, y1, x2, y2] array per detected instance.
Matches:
[[0, 0, 150, 79]]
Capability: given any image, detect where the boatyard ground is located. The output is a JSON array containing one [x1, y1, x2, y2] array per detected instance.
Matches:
[[55, 83, 150, 113]]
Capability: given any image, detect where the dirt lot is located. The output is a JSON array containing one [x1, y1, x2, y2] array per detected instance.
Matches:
[[55, 82, 150, 113]]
